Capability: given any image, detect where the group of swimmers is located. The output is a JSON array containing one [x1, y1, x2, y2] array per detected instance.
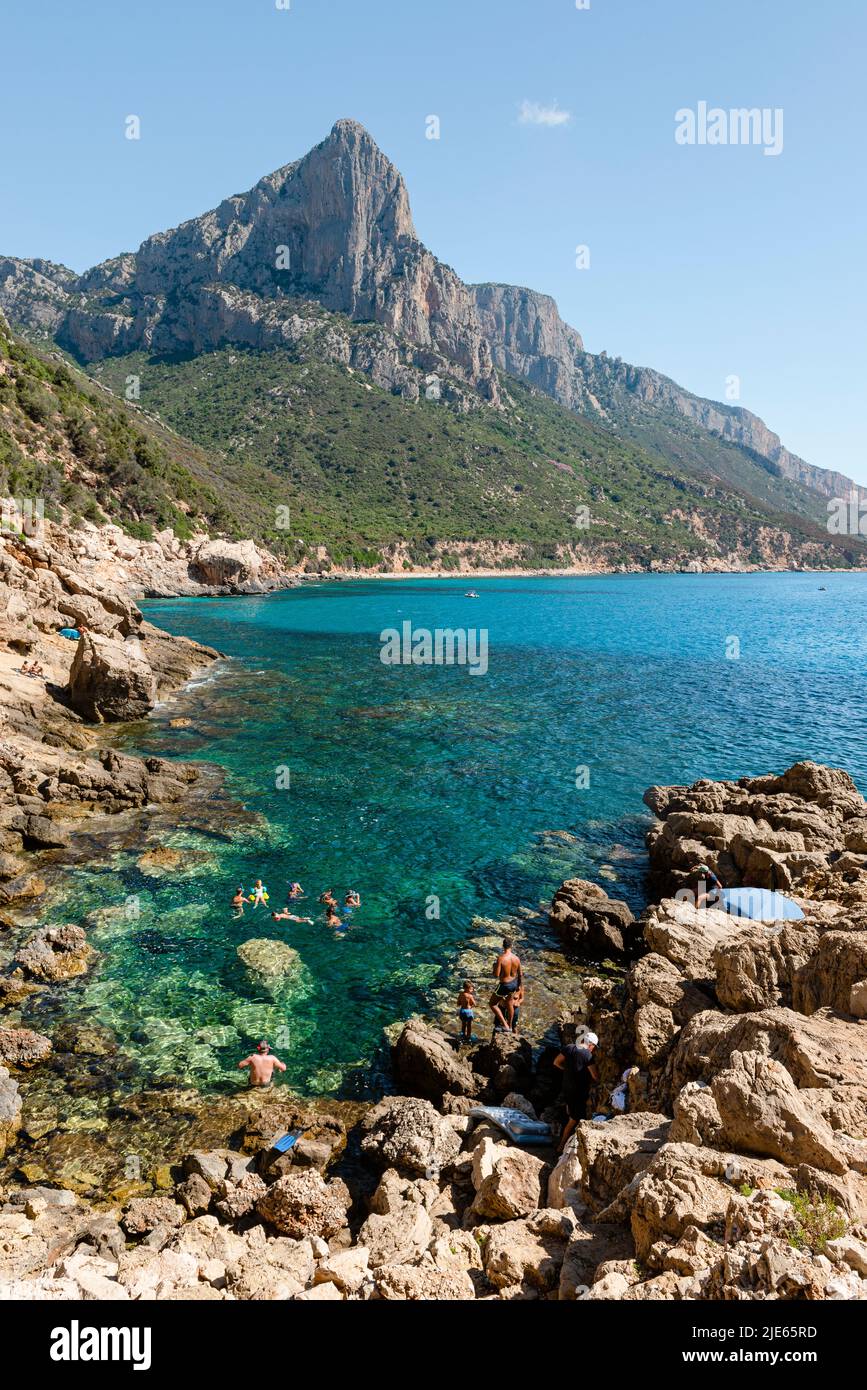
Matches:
[[231, 880, 361, 930], [456, 936, 525, 1043]]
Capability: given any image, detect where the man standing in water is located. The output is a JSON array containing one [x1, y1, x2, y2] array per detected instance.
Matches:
[[237, 1041, 286, 1088], [490, 937, 523, 1031]]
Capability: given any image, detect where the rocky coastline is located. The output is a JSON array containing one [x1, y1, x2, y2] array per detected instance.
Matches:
[[1, 521, 866, 1301], [1, 741, 865, 1297]]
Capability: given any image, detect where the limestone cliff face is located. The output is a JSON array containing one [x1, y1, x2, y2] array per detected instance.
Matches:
[[0, 119, 855, 500], [0, 121, 496, 399], [472, 283, 585, 407]]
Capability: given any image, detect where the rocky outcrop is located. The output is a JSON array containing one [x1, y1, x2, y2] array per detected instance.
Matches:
[[12, 925, 96, 983], [469, 1142, 547, 1221], [68, 633, 157, 722], [360, 1097, 462, 1178], [391, 1021, 479, 1103], [644, 761, 867, 905], [0, 1028, 52, 1069], [549, 877, 639, 959], [0, 1065, 21, 1157]]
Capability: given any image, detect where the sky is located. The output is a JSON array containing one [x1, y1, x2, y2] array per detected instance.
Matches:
[[1, 0, 865, 484]]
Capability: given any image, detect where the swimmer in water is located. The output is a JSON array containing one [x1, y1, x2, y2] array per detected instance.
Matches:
[[288, 882, 305, 900], [251, 880, 269, 908], [237, 1040, 286, 1089], [272, 908, 314, 925], [231, 886, 246, 918]]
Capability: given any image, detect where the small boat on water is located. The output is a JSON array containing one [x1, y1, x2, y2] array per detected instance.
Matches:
[[464, 590, 480, 598]]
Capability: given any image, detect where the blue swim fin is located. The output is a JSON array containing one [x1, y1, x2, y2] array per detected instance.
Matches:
[[272, 1128, 305, 1154]]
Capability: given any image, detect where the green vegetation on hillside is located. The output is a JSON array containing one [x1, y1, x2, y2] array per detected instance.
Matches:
[[4, 312, 863, 571], [89, 343, 862, 570], [0, 320, 241, 539], [571, 352, 829, 524]]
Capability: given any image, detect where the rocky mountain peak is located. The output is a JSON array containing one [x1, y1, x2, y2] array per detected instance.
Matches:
[[0, 121, 859, 505]]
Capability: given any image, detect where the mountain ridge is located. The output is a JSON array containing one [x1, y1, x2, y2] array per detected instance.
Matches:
[[1, 118, 858, 512]]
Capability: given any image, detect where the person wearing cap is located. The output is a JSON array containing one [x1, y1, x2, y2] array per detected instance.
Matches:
[[237, 1040, 287, 1088], [553, 1031, 599, 1152], [695, 863, 723, 909]]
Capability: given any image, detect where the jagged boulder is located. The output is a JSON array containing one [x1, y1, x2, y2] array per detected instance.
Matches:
[[469, 1031, 533, 1099], [227, 1239, 316, 1300], [793, 930, 867, 1017], [470, 1147, 546, 1221], [358, 1203, 433, 1268], [603, 1144, 792, 1263], [574, 1113, 671, 1212], [481, 1209, 574, 1292], [0, 1064, 22, 1156], [710, 1051, 848, 1175], [547, 1135, 582, 1210], [643, 900, 733, 979], [122, 1197, 186, 1237], [68, 633, 156, 723], [13, 925, 95, 982], [713, 922, 820, 1012], [550, 878, 638, 959], [669, 1007, 867, 1104], [392, 1021, 478, 1103], [0, 1028, 52, 1069], [360, 1097, 462, 1178], [255, 1170, 350, 1240]]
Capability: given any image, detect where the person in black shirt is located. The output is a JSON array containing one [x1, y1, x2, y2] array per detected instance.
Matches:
[[553, 1032, 599, 1153]]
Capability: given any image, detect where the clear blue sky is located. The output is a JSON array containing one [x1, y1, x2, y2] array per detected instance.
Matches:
[[2, 0, 865, 483]]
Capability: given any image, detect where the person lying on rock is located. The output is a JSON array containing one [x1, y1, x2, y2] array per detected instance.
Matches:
[[237, 1040, 286, 1088], [489, 937, 523, 1032], [553, 1031, 599, 1153]]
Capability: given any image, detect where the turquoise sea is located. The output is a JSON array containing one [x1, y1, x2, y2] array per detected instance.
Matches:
[[43, 572, 867, 1097]]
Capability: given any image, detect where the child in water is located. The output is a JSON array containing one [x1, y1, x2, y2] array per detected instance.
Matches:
[[251, 880, 269, 908], [457, 980, 477, 1043]]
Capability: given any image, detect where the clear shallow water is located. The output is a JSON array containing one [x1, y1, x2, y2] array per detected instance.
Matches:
[[46, 572, 867, 1096]]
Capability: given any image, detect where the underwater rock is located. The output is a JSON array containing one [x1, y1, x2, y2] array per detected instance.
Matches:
[[137, 846, 184, 875], [236, 938, 302, 978]]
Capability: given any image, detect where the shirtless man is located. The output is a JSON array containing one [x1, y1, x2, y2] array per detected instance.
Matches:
[[237, 1041, 286, 1088], [490, 938, 523, 1032]]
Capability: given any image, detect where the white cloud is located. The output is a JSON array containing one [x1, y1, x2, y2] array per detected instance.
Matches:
[[518, 99, 571, 128]]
